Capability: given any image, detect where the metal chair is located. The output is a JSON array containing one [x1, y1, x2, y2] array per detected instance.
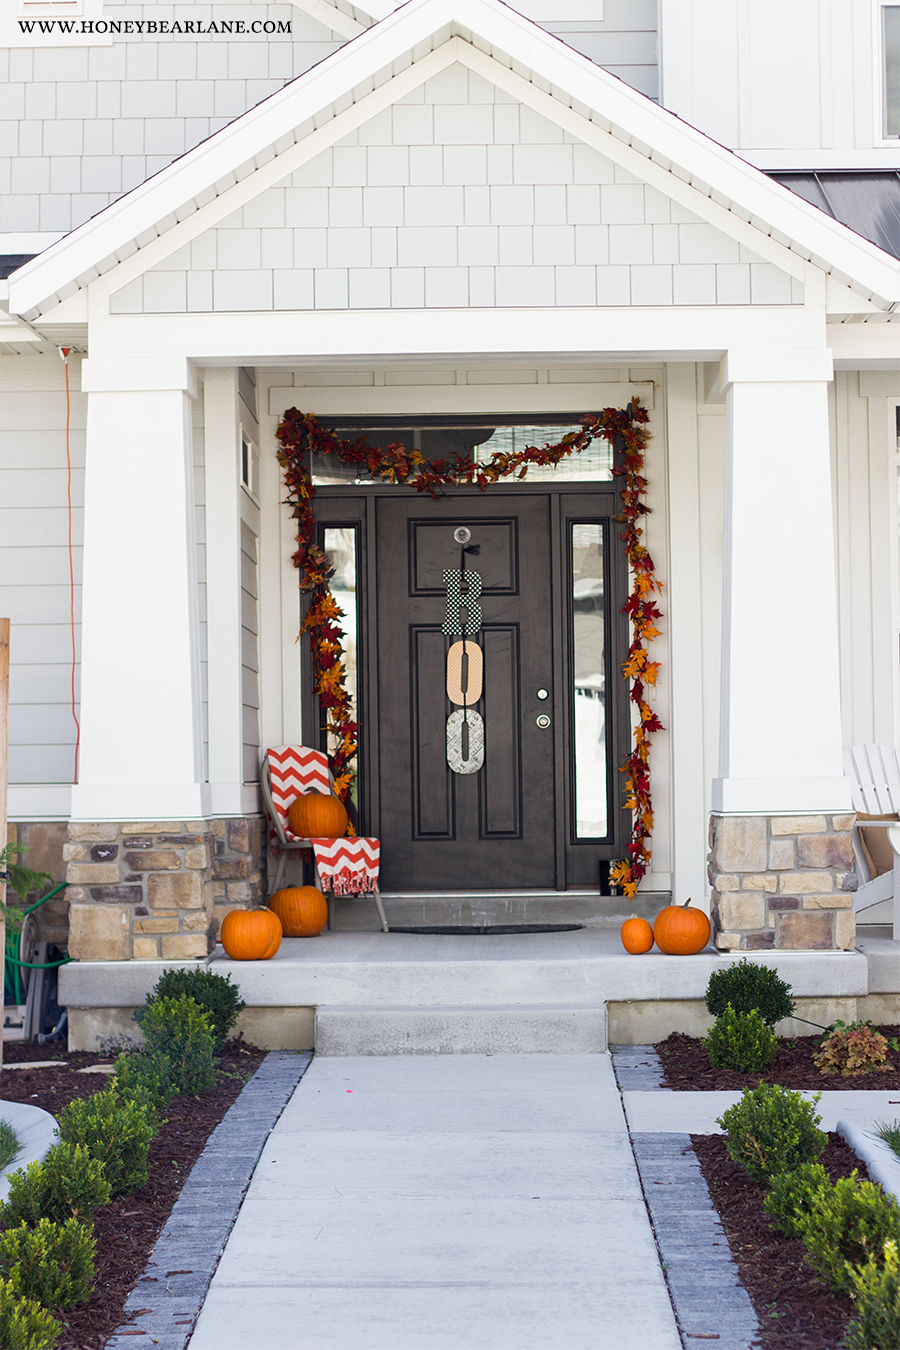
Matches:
[[261, 745, 389, 932], [844, 744, 900, 940]]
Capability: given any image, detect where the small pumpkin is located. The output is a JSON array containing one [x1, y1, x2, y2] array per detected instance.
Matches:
[[620, 916, 654, 954], [220, 907, 283, 961], [287, 791, 349, 840], [270, 886, 328, 938], [653, 897, 711, 956]]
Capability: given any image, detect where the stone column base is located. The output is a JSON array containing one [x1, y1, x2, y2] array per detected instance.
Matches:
[[64, 816, 266, 960], [708, 813, 857, 951]]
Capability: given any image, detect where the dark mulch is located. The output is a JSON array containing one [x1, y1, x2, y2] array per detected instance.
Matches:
[[692, 1132, 868, 1350], [0, 1038, 266, 1350], [657, 1027, 900, 1091]]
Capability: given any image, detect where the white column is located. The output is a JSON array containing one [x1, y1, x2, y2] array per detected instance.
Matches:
[[713, 348, 851, 814], [202, 368, 245, 815], [71, 357, 207, 821], [665, 364, 710, 900]]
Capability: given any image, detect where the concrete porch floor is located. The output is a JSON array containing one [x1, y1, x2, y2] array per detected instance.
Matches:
[[59, 926, 899, 1053]]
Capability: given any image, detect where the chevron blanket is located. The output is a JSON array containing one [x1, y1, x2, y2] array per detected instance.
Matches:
[[311, 837, 380, 896]]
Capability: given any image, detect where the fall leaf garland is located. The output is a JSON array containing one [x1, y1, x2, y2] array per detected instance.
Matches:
[[606, 405, 664, 899], [276, 402, 660, 896]]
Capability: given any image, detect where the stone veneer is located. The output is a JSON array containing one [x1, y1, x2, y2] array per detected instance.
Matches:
[[708, 814, 857, 951], [64, 818, 266, 961]]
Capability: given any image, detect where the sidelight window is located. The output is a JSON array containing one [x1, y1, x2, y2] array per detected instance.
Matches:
[[570, 522, 609, 839], [322, 526, 360, 811]]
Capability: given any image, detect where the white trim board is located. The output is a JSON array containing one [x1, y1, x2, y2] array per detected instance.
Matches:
[[85, 303, 830, 364], [266, 380, 654, 416]]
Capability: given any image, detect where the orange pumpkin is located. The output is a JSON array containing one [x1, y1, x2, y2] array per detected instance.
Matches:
[[653, 897, 711, 956], [270, 886, 328, 938], [220, 907, 283, 961], [620, 916, 654, 954], [288, 791, 349, 840]]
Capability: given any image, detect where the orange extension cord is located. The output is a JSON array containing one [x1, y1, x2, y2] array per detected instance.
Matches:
[[62, 348, 80, 782]]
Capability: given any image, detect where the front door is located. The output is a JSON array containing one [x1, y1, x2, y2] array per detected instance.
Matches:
[[376, 493, 556, 890], [310, 483, 629, 892]]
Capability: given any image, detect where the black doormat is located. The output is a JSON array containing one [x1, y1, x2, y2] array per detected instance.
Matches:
[[388, 924, 584, 935]]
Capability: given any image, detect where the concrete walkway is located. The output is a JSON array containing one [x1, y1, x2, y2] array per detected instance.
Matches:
[[189, 1054, 682, 1350]]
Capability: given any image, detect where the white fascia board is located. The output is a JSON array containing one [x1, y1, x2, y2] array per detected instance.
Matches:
[[10, 0, 900, 318], [828, 322, 900, 369], [88, 304, 827, 365], [289, 0, 369, 38]]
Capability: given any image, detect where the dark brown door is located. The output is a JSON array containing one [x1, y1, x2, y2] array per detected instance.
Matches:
[[375, 494, 556, 890]]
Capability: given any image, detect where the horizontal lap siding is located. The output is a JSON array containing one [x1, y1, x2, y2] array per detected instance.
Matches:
[[0, 353, 83, 790], [240, 510, 260, 784], [540, 0, 659, 102]]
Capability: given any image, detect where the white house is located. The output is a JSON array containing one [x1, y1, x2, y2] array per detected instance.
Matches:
[[1, 0, 899, 1047]]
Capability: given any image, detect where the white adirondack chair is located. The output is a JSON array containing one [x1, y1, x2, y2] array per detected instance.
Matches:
[[844, 745, 900, 941]]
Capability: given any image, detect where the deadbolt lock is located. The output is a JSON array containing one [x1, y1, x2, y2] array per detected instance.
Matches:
[[535, 714, 551, 729], [536, 688, 549, 700]]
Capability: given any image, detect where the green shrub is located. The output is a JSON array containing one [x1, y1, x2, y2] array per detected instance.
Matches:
[[0, 1218, 95, 1310], [705, 958, 794, 1025], [0, 1121, 22, 1172], [763, 1163, 831, 1237], [0, 1144, 110, 1229], [717, 1083, 827, 1183], [705, 1005, 778, 1073], [0, 1275, 60, 1349], [845, 1239, 900, 1350], [114, 1048, 175, 1109], [795, 1174, 900, 1294], [56, 1086, 156, 1197], [138, 967, 245, 1050], [139, 995, 217, 1097], [814, 1023, 895, 1077], [874, 1119, 900, 1164]]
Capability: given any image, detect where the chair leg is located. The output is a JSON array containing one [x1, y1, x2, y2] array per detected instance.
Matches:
[[271, 852, 286, 898], [314, 863, 332, 931], [373, 885, 389, 934]]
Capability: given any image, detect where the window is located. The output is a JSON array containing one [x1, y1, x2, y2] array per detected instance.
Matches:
[[240, 433, 259, 499], [884, 5, 900, 137], [311, 420, 613, 486], [570, 522, 609, 840]]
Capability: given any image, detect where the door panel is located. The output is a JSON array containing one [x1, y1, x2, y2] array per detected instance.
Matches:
[[411, 626, 453, 839], [376, 494, 555, 890], [480, 625, 521, 838]]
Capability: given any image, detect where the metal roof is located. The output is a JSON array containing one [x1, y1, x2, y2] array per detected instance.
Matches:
[[768, 171, 900, 261]]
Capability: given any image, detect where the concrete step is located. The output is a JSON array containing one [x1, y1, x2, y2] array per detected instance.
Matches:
[[330, 890, 672, 930], [315, 1003, 608, 1055]]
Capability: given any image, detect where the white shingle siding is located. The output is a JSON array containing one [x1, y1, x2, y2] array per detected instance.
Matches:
[[110, 65, 801, 313], [0, 7, 343, 236]]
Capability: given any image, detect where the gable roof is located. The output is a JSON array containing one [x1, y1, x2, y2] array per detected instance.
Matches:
[[8, 0, 900, 321]]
